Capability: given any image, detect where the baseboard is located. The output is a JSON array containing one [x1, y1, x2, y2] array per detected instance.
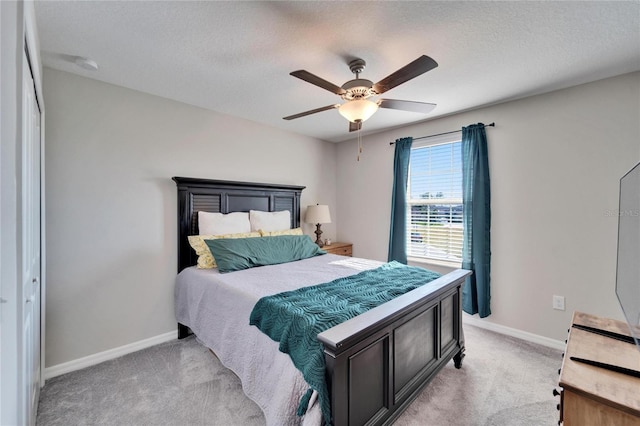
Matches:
[[44, 330, 178, 380], [462, 314, 565, 351], [44, 319, 562, 380]]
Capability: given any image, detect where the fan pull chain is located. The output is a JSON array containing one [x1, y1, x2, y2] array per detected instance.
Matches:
[[357, 125, 363, 161]]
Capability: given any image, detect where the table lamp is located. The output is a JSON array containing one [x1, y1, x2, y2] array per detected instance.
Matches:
[[306, 204, 331, 247]]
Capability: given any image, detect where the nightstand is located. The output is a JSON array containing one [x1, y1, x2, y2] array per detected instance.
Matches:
[[321, 242, 352, 257]]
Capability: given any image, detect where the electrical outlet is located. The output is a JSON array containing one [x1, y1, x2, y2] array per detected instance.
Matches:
[[552, 295, 565, 311]]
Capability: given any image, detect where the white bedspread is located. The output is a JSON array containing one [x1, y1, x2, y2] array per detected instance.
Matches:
[[174, 254, 383, 426]]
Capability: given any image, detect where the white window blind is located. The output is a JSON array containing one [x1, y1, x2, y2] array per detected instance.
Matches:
[[407, 137, 463, 263]]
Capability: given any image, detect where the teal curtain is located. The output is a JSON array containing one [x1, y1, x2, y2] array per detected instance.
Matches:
[[462, 124, 491, 317], [388, 137, 413, 263]]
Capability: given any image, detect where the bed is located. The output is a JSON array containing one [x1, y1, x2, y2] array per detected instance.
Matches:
[[173, 176, 472, 426]]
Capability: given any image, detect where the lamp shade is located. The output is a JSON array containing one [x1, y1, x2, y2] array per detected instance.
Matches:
[[338, 99, 379, 123], [305, 204, 332, 224]]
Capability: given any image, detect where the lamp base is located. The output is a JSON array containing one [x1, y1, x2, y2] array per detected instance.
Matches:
[[314, 224, 324, 247]]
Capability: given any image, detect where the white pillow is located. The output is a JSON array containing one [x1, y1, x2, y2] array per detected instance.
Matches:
[[198, 211, 251, 236], [249, 210, 291, 232]]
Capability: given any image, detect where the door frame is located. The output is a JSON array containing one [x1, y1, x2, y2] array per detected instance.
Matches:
[[0, 1, 45, 424], [0, 3, 26, 424]]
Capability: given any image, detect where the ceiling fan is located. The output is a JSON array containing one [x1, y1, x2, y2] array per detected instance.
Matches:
[[283, 55, 438, 132]]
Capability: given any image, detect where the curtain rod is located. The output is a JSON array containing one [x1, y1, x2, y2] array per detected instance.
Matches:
[[389, 122, 495, 145]]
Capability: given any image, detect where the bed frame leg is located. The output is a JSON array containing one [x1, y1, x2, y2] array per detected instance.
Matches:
[[177, 323, 192, 339], [453, 347, 465, 369]]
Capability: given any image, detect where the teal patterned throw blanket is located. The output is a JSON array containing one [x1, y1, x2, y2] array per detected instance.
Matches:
[[249, 261, 441, 425]]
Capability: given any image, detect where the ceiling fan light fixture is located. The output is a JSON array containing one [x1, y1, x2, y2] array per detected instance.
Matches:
[[338, 99, 379, 123], [284, 55, 438, 131]]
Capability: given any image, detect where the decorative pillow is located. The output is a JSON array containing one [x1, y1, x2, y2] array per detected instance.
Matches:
[[188, 231, 261, 269], [259, 227, 304, 237], [205, 235, 325, 273], [198, 211, 251, 236], [249, 210, 291, 232]]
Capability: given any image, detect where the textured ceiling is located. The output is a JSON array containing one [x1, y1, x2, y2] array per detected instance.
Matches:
[[35, 1, 640, 142]]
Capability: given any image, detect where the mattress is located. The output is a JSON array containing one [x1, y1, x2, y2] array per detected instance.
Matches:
[[174, 254, 383, 426]]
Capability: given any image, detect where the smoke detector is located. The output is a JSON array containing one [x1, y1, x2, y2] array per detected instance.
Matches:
[[74, 56, 99, 71]]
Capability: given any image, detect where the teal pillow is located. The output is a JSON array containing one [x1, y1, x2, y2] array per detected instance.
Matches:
[[204, 235, 326, 273]]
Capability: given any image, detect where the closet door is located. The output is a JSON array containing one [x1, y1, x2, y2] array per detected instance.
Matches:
[[21, 47, 41, 426]]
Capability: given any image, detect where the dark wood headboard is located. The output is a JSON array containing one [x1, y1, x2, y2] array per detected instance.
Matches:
[[172, 177, 305, 273]]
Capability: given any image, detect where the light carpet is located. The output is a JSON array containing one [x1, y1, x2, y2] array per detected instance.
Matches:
[[37, 324, 562, 426]]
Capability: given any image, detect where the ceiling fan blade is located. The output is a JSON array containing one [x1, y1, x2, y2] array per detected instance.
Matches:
[[378, 99, 436, 114], [349, 121, 362, 132], [283, 104, 339, 120], [373, 55, 438, 94], [290, 70, 346, 95]]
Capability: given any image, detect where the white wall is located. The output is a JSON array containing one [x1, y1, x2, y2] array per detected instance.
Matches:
[[1, 2, 24, 422], [43, 68, 338, 367], [43, 68, 640, 366], [337, 72, 640, 342]]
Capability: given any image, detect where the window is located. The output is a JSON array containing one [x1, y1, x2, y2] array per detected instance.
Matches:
[[407, 135, 463, 264]]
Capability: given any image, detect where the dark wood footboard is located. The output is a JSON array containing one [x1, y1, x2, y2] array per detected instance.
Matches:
[[318, 268, 471, 426]]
